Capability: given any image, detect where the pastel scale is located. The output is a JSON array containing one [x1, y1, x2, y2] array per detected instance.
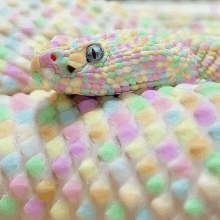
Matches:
[[0, 82, 219, 219], [1, 0, 220, 95]]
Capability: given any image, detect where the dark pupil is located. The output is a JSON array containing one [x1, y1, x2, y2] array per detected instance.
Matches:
[[67, 65, 75, 73], [92, 49, 96, 59]]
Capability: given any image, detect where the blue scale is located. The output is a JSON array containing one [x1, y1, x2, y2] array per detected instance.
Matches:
[[4, 37, 19, 50], [59, 108, 79, 125], [133, 65, 140, 70], [209, 121, 220, 141], [14, 108, 34, 124], [1, 152, 20, 174], [165, 109, 182, 124], [141, 57, 148, 62], [72, 42, 78, 49], [70, 73, 76, 78], [82, 77, 89, 83], [76, 200, 96, 220], [160, 73, 167, 79], [148, 68, 154, 74]]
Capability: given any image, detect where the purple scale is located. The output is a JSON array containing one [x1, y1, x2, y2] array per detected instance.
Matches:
[[5, 65, 22, 77], [24, 198, 44, 219], [116, 53, 123, 58], [193, 104, 216, 127], [85, 36, 91, 41], [95, 68, 102, 74], [98, 79, 106, 85], [69, 140, 88, 159], [125, 43, 131, 49], [51, 40, 59, 47], [147, 76, 154, 82], [87, 73, 94, 79], [116, 123, 138, 144], [134, 53, 141, 59], [78, 99, 98, 113], [59, 84, 66, 91], [121, 86, 130, 92], [52, 156, 71, 176], [150, 61, 156, 67], [157, 140, 179, 163], [63, 123, 82, 142], [142, 90, 160, 101], [81, 83, 89, 89], [110, 33, 116, 39]]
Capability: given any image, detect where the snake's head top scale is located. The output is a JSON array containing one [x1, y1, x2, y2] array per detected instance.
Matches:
[[30, 29, 201, 95]]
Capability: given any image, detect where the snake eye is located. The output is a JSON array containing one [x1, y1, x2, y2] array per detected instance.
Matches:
[[86, 44, 104, 63]]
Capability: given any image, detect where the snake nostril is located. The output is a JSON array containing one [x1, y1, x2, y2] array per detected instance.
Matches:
[[67, 65, 75, 73]]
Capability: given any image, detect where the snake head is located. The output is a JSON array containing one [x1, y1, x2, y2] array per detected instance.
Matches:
[[30, 34, 111, 95], [30, 30, 148, 95]]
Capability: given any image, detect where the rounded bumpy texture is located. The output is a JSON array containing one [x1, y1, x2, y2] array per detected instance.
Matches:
[[1, 82, 220, 219], [30, 30, 220, 96]]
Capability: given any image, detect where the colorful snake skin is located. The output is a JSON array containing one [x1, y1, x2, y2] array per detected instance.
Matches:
[[0, 82, 220, 219], [30, 30, 220, 95]]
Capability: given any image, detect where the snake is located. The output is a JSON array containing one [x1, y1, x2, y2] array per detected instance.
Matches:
[[30, 29, 220, 96], [1, 82, 220, 219]]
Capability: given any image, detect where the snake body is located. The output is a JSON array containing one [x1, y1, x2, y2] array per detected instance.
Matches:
[[1, 82, 220, 219], [30, 29, 220, 95]]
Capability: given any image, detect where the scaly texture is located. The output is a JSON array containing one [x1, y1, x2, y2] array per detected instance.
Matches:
[[30, 29, 220, 95], [0, 82, 220, 219]]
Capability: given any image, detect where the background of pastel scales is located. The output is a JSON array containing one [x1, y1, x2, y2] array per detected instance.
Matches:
[[1, 0, 220, 219]]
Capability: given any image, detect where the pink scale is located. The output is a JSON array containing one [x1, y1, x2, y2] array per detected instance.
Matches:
[[63, 123, 82, 143], [109, 108, 131, 129], [11, 93, 31, 111], [9, 174, 29, 199], [114, 87, 121, 93], [152, 97, 172, 113], [168, 156, 193, 177], [42, 7, 53, 17], [62, 179, 82, 201]]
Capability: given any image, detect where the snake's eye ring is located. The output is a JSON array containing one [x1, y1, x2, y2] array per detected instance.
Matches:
[[86, 44, 104, 63]]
